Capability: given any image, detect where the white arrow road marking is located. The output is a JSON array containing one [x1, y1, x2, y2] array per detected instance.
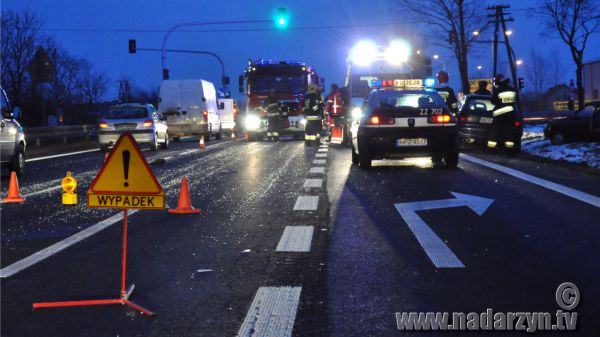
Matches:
[[237, 287, 301, 337], [461, 154, 600, 208], [394, 192, 494, 268]]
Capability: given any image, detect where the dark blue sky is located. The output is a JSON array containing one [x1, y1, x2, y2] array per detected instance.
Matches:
[[4, 0, 600, 98]]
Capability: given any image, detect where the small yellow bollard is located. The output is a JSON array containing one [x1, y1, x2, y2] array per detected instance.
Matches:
[[61, 171, 78, 205]]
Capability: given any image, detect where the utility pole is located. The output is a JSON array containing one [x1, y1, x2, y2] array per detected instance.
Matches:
[[487, 5, 518, 93]]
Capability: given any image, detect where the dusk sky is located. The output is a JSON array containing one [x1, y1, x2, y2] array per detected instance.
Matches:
[[4, 0, 600, 98]]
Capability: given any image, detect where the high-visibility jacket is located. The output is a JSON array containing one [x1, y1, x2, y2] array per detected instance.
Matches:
[[325, 91, 344, 115], [303, 93, 323, 120], [491, 84, 517, 116], [434, 85, 458, 112]]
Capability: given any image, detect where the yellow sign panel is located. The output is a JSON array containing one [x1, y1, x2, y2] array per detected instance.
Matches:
[[87, 194, 165, 209], [393, 79, 423, 88], [87, 133, 165, 209]]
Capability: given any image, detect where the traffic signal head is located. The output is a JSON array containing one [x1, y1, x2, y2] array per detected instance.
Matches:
[[163, 68, 170, 80], [275, 7, 288, 28], [518, 77, 524, 90], [128, 39, 137, 54]]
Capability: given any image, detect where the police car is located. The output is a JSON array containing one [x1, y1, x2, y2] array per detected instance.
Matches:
[[350, 79, 459, 169]]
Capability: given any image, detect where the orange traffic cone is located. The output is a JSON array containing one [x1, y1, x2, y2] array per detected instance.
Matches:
[[199, 135, 206, 149], [2, 171, 25, 203], [168, 177, 201, 214], [243, 132, 249, 141]]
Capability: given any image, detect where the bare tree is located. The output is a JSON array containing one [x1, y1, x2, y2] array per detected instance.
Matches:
[[1, 10, 44, 107], [77, 61, 109, 105], [395, 0, 488, 93], [547, 46, 567, 87], [525, 47, 548, 97], [538, 0, 600, 107]]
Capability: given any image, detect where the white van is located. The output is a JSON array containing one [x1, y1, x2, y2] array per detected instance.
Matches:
[[217, 98, 237, 133], [158, 79, 222, 141]]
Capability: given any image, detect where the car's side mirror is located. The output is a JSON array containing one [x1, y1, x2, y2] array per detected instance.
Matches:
[[202, 97, 206, 102], [218, 102, 225, 110]]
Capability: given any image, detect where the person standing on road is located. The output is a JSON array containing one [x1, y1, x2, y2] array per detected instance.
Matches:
[[434, 71, 458, 115], [303, 84, 323, 145], [475, 80, 491, 95], [265, 89, 281, 141], [488, 74, 518, 150], [325, 84, 345, 142]]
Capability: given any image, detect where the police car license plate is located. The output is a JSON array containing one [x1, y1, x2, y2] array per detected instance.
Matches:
[[479, 117, 493, 124], [397, 138, 427, 147]]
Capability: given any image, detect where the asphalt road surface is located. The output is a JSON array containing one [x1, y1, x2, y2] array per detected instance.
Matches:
[[1, 137, 598, 336]]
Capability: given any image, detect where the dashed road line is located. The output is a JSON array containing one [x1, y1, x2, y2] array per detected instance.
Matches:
[[276, 226, 314, 252], [313, 159, 326, 165], [293, 196, 319, 211], [303, 179, 323, 188], [317, 148, 328, 153], [236, 286, 301, 337], [315, 153, 327, 158], [0, 210, 138, 278], [309, 167, 325, 174], [461, 154, 600, 208]]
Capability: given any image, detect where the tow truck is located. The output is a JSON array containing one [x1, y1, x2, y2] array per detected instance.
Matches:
[[238, 59, 322, 140], [337, 40, 432, 145]]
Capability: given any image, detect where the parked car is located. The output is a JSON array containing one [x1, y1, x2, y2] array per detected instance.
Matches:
[[544, 102, 600, 145], [0, 87, 26, 176], [457, 94, 523, 151], [218, 98, 237, 134], [98, 103, 168, 151], [158, 79, 222, 141]]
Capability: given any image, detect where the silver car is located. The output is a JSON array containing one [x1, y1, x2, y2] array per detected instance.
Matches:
[[98, 103, 169, 151], [1, 87, 26, 176]]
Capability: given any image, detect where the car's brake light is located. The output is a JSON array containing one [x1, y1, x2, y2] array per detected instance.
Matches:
[[428, 114, 454, 123], [368, 116, 395, 125], [514, 121, 521, 127], [143, 120, 153, 127], [99, 122, 109, 129], [203, 110, 208, 122], [459, 116, 467, 122]]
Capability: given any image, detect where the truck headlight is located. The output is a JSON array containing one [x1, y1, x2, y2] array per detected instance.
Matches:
[[351, 107, 363, 119], [300, 119, 307, 126], [245, 115, 261, 130]]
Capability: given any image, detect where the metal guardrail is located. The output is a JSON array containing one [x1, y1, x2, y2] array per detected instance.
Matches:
[[25, 124, 98, 146]]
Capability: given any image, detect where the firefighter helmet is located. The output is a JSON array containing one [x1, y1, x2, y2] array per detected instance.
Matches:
[[437, 71, 449, 84]]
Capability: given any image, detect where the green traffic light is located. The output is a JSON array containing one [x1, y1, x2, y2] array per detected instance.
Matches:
[[275, 7, 288, 28]]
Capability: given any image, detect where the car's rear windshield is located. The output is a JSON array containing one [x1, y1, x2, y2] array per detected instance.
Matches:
[[105, 107, 148, 119], [461, 98, 494, 116], [368, 90, 445, 111]]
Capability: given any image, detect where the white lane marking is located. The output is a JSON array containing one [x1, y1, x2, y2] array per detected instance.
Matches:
[[461, 154, 600, 208], [293, 196, 319, 211], [313, 159, 326, 165], [180, 149, 200, 156], [0, 210, 138, 278], [236, 286, 301, 337], [163, 156, 173, 160], [0, 185, 63, 204], [315, 153, 327, 158], [276, 226, 314, 252], [309, 167, 325, 174], [394, 192, 494, 268], [26, 148, 100, 162], [317, 148, 328, 153], [303, 179, 322, 188]]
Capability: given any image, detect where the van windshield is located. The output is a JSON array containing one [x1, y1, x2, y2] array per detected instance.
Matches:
[[105, 107, 148, 119]]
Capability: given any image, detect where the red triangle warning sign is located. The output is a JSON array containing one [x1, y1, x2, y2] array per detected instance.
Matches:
[[87, 134, 165, 209]]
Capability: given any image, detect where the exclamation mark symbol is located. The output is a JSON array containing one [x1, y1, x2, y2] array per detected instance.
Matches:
[[122, 150, 130, 187]]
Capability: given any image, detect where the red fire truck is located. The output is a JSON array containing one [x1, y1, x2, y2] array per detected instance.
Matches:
[[238, 59, 322, 140]]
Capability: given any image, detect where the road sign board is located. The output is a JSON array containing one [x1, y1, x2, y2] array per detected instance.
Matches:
[[87, 134, 165, 209]]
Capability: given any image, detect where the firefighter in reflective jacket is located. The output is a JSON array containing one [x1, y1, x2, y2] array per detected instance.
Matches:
[[265, 89, 281, 140], [434, 71, 458, 114], [488, 74, 518, 149], [303, 84, 323, 145], [325, 83, 345, 142]]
